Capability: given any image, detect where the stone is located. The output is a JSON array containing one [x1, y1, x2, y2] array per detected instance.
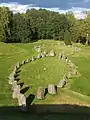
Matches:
[[13, 66, 17, 74], [71, 69, 78, 75], [44, 52, 49, 57], [68, 60, 72, 64], [43, 51, 47, 55], [22, 60, 26, 65], [48, 84, 56, 95], [57, 79, 66, 88], [67, 72, 72, 79], [69, 62, 75, 68], [18, 93, 26, 106], [8, 73, 13, 79], [8, 74, 15, 85], [37, 48, 41, 52], [26, 58, 29, 63], [59, 53, 63, 59], [41, 53, 45, 58], [16, 62, 20, 69], [31, 56, 35, 61], [68, 45, 71, 48], [65, 58, 69, 63], [12, 81, 18, 91], [12, 85, 20, 99], [37, 53, 42, 59], [62, 54, 66, 60], [36, 87, 44, 100], [49, 50, 55, 57], [34, 46, 41, 52]]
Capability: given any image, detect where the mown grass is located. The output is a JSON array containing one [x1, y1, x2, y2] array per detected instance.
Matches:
[[67, 44, 90, 95], [0, 40, 90, 108], [19, 57, 68, 97]]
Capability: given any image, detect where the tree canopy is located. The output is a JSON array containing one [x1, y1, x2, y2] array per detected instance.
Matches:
[[0, 7, 90, 45]]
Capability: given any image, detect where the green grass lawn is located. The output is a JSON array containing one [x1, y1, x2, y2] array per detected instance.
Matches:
[[0, 40, 90, 108], [19, 57, 68, 97]]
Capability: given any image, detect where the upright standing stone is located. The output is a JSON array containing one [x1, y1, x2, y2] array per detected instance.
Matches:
[[37, 48, 41, 52], [65, 58, 69, 63], [12, 85, 20, 99], [22, 60, 26, 65], [31, 56, 35, 61], [71, 69, 78, 75], [13, 66, 17, 74], [49, 50, 55, 57], [48, 84, 56, 95], [57, 79, 66, 88], [59, 52, 63, 59], [8, 75, 15, 85], [16, 62, 20, 69], [67, 72, 72, 79], [37, 53, 42, 59], [46, 52, 49, 57], [26, 58, 29, 63], [12, 81, 18, 91], [68, 60, 71, 65], [41, 53, 45, 58], [43, 51, 47, 56], [34, 46, 41, 52], [62, 54, 66, 60], [36, 87, 44, 100]]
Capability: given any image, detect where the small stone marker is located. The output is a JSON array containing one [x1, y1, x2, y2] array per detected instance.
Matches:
[[71, 69, 78, 75], [57, 79, 66, 88], [48, 84, 56, 95], [36, 87, 44, 100]]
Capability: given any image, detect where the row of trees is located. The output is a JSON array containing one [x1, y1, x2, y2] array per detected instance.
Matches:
[[0, 7, 90, 45]]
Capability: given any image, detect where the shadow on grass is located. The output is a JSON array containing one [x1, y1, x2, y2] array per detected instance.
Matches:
[[20, 87, 29, 94], [15, 78, 20, 82], [16, 70, 21, 74], [44, 88, 48, 97], [18, 82, 24, 88], [26, 94, 35, 106], [0, 104, 90, 120], [14, 74, 19, 78]]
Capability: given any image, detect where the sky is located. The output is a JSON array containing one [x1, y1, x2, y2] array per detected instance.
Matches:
[[0, 0, 90, 19]]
